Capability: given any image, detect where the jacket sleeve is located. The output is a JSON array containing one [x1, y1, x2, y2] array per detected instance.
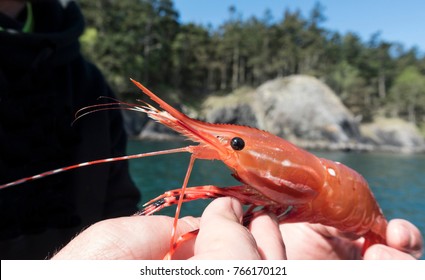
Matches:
[[102, 85, 142, 218], [79, 63, 141, 219]]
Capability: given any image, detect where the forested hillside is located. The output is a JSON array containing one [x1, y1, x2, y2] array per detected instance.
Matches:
[[78, 0, 425, 131]]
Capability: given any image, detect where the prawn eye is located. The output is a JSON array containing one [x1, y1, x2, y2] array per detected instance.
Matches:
[[230, 137, 245, 151]]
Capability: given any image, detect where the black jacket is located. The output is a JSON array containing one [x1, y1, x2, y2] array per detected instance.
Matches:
[[0, 1, 141, 259]]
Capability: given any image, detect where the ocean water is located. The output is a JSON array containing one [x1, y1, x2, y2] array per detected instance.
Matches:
[[127, 139, 425, 257]]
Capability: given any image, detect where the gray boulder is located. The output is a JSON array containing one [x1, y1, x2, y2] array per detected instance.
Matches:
[[202, 87, 258, 127], [361, 118, 425, 153], [253, 75, 361, 144]]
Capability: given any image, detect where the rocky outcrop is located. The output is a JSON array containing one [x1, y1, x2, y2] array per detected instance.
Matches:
[[253, 75, 361, 145], [361, 118, 425, 153], [202, 87, 258, 127]]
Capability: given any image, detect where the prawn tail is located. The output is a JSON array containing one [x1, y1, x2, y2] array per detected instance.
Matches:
[[361, 215, 388, 255], [362, 232, 386, 255]]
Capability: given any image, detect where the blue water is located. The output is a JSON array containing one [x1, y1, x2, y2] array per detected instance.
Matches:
[[127, 139, 425, 257]]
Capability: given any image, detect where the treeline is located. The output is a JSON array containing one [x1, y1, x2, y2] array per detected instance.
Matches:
[[79, 0, 425, 128]]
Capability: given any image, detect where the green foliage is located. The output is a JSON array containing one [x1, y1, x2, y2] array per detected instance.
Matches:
[[171, 23, 213, 93], [79, 0, 179, 95], [389, 66, 425, 123], [78, 0, 425, 127]]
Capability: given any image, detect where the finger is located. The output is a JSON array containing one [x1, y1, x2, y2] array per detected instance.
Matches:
[[249, 213, 286, 259], [307, 223, 361, 241], [279, 223, 362, 259], [191, 197, 261, 260], [364, 244, 416, 260], [386, 219, 423, 259], [52, 215, 199, 260]]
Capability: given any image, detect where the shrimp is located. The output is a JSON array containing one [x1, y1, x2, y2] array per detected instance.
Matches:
[[128, 79, 387, 257], [0, 78, 387, 258]]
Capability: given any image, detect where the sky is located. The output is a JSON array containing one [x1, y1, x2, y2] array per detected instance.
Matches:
[[173, 0, 424, 54]]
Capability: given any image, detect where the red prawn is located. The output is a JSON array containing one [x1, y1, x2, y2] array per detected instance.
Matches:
[[0, 79, 387, 259]]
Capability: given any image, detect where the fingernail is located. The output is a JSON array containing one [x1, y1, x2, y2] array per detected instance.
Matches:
[[398, 223, 412, 249]]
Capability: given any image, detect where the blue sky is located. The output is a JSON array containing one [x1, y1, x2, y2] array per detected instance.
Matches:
[[173, 0, 424, 54]]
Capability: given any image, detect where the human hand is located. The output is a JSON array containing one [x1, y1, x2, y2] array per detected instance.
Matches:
[[279, 219, 423, 260], [51, 214, 199, 259], [52, 197, 285, 260], [364, 219, 423, 260]]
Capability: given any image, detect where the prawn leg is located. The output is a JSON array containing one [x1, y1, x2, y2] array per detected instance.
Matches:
[[138, 185, 283, 260], [164, 229, 200, 260], [137, 185, 272, 216]]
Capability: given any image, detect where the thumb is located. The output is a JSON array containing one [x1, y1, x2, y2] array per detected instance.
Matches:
[[386, 219, 423, 259], [191, 197, 261, 259]]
